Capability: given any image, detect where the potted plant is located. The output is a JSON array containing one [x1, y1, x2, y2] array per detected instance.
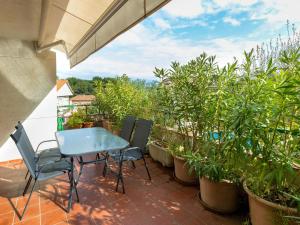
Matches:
[[154, 53, 218, 184], [185, 61, 242, 213], [231, 49, 300, 225], [66, 112, 84, 129], [149, 90, 175, 167], [149, 124, 174, 167], [169, 142, 198, 184], [82, 115, 94, 128], [186, 145, 241, 213], [94, 75, 152, 133]]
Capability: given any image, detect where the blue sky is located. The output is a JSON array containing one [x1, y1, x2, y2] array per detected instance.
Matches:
[[57, 0, 300, 80]]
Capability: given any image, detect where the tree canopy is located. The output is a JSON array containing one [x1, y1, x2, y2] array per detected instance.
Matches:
[[66, 76, 117, 95]]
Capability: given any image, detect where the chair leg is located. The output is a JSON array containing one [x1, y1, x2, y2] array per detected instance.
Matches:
[[120, 174, 125, 194], [25, 170, 29, 180], [20, 178, 37, 220], [23, 175, 32, 196], [74, 184, 80, 203], [142, 156, 151, 180], [131, 161, 136, 169]]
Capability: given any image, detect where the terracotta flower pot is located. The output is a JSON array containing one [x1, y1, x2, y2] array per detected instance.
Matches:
[[174, 155, 197, 184], [67, 124, 82, 129], [93, 120, 103, 127], [243, 182, 299, 225], [199, 177, 239, 213], [292, 163, 300, 187], [103, 120, 113, 131], [112, 129, 120, 136], [149, 142, 174, 167], [82, 122, 94, 128]]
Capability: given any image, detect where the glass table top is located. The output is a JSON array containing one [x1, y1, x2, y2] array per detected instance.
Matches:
[[55, 127, 129, 156]]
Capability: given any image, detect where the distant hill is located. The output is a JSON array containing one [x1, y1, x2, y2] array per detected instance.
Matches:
[[66, 76, 116, 95], [65, 75, 157, 95]]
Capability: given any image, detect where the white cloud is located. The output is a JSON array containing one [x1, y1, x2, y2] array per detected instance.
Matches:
[[56, 0, 299, 80], [174, 19, 208, 29], [203, 0, 258, 14], [163, 0, 204, 18], [153, 18, 171, 30], [212, 0, 258, 8], [250, 0, 300, 25], [57, 21, 262, 80], [223, 16, 241, 26]]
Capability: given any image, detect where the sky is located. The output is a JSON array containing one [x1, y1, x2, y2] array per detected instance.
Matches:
[[56, 0, 300, 81]]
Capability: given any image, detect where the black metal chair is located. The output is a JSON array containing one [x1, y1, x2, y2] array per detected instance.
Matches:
[[100, 115, 136, 176], [10, 127, 79, 220], [119, 116, 136, 141], [106, 118, 153, 193], [15, 122, 62, 179]]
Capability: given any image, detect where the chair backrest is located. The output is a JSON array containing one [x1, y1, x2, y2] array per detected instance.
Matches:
[[131, 119, 153, 152], [15, 121, 23, 130], [11, 126, 37, 178], [15, 121, 33, 147], [119, 116, 136, 141]]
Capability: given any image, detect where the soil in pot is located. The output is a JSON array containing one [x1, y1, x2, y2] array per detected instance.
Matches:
[[199, 177, 239, 214], [243, 182, 299, 225], [174, 155, 197, 185], [149, 142, 174, 167]]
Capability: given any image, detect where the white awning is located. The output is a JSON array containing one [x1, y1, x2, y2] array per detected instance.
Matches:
[[0, 0, 170, 67], [67, 0, 170, 67]]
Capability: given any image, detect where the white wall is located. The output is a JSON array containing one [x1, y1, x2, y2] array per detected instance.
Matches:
[[0, 38, 57, 162], [58, 96, 70, 107], [0, 87, 57, 161]]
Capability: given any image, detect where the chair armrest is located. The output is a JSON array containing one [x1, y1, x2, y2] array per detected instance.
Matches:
[[122, 146, 140, 153], [36, 140, 57, 152]]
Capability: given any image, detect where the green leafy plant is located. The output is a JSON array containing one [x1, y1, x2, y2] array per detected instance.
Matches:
[[154, 53, 218, 157], [229, 47, 300, 207], [185, 61, 242, 182], [94, 75, 152, 128], [66, 112, 84, 128]]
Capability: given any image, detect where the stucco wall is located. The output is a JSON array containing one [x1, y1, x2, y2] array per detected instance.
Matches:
[[0, 38, 57, 162]]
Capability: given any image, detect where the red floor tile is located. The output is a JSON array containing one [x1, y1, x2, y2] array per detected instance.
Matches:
[[14, 215, 40, 225], [0, 158, 245, 225], [14, 204, 40, 223], [0, 212, 15, 225], [41, 209, 67, 225]]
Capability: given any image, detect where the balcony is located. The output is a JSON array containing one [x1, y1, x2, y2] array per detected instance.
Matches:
[[0, 156, 243, 225]]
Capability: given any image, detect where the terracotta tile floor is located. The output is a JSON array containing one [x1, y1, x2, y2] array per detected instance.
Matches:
[[0, 156, 246, 225]]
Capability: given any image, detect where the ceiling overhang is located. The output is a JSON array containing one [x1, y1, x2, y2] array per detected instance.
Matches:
[[0, 0, 170, 67]]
